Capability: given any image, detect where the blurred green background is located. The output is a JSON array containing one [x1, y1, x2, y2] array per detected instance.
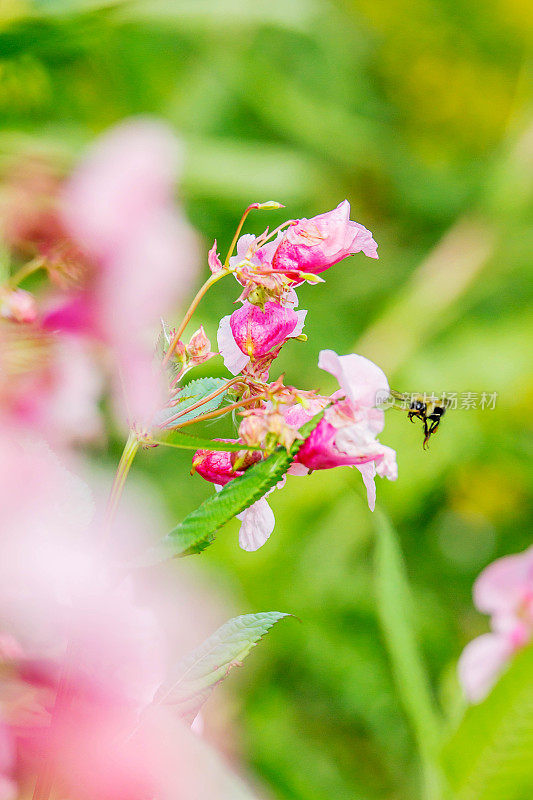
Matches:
[[1, 1, 532, 798]]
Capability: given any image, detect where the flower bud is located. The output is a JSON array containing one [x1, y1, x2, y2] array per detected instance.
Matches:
[[191, 445, 243, 486], [187, 326, 214, 366], [208, 240, 224, 274], [229, 301, 299, 358]]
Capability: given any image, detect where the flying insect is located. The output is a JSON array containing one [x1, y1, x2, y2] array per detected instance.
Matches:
[[388, 390, 450, 449]]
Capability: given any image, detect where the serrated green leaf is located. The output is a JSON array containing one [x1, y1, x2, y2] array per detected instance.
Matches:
[[159, 409, 324, 558], [157, 377, 229, 428], [373, 507, 444, 800], [152, 612, 288, 724], [441, 644, 533, 800]]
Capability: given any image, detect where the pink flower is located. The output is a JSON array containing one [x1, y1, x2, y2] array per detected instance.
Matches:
[[192, 444, 276, 551], [272, 200, 377, 275], [0, 430, 237, 797], [292, 350, 397, 509], [0, 288, 38, 324], [218, 302, 306, 375], [192, 446, 244, 486], [458, 546, 533, 702], [230, 301, 301, 357], [56, 117, 199, 429], [0, 722, 16, 800]]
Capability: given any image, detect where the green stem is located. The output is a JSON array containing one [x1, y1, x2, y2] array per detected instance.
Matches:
[[162, 271, 226, 367], [104, 431, 141, 530], [170, 394, 267, 431], [224, 203, 260, 267], [7, 256, 45, 289]]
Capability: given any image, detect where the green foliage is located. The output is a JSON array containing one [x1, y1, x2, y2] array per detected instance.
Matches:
[[152, 612, 288, 724], [158, 377, 228, 428], [442, 645, 533, 800], [161, 410, 323, 557], [373, 508, 444, 799]]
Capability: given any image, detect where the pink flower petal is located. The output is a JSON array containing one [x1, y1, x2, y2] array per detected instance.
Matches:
[[474, 546, 533, 616], [318, 349, 389, 409], [237, 497, 275, 551], [356, 461, 377, 511], [458, 632, 514, 703], [216, 315, 249, 375]]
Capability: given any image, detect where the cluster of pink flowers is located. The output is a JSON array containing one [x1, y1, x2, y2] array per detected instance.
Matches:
[[192, 202, 397, 550], [0, 115, 401, 797], [458, 546, 533, 702]]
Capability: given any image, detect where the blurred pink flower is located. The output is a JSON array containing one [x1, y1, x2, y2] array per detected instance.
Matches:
[[272, 200, 378, 275], [458, 546, 533, 702], [0, 324, 103, 448], [0, 288, 38, 324], [218, 302, 306, 375], [0, 722, 16, 800], [0, 429, 234, 797], [53, 117, 199, 428]]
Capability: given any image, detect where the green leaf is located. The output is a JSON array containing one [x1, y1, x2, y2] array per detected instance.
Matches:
[[156, 432, 261, 453], [152, 612, 288, 724], [159, 409, 323, 558], [441, 644, 533, 800], [157, 377, 229, 428], [373, 507, 444, 800]]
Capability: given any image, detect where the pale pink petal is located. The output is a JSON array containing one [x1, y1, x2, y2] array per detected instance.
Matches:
[[63, 118, 181, 261], [356, 461, 377, 511], [237, 497, 275, 551], [474, 546, 533, 616], [287, 462, 310, 476], [458, 632, 514, 703], [290, 309, 307, 338], [374, 444, 398, 481], [191, 712, 204, 736], [318, 349, 389, 408], [216, 314, 249, 375], [207, 240, 224, 274]]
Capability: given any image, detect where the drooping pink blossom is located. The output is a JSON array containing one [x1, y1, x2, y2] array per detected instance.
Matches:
[[218, 302, 306, 375], [458, 545, 533, 702], [230, 301, 301, 357], [271, 200, 378, 275], [291, 350, 397, 509]]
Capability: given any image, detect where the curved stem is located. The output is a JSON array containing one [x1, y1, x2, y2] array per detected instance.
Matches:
[[7, 256, 45, 289], [171, 394, 266, 430], [104, 431, 141, 531], [162, 271, 225, 368], [163, 377, 242, 428], [224, 203, 260, 267]]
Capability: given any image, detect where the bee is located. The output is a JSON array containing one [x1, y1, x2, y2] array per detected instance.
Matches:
[[388, 390, 450, 449]]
